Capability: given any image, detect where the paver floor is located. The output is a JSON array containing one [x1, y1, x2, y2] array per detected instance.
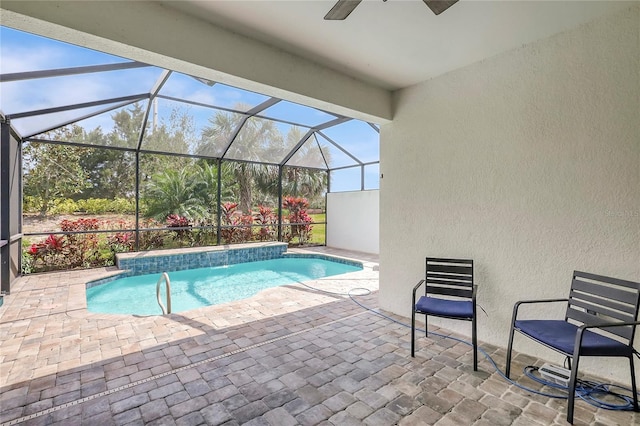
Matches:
[[0, 247, 636, 425]]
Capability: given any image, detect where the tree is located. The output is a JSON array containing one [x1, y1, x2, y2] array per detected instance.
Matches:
[[23, 126, 91, 215], [255, 128, 329, 208], [140, 105, 197, 188], [79, 127, 135, 199], [77, 102, 147, 199], [192, 161, 218, 217], [199, 107, 282, 213], [141, 168, 206, 221], [281, 128, 328, 203]]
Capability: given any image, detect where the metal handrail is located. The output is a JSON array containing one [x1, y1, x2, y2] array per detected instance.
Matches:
[[156, 272, 171, 315]]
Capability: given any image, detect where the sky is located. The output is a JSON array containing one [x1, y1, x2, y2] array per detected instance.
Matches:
[[0, 26, 380, 192]]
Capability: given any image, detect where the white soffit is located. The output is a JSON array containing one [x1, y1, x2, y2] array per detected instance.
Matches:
[[163, 0, 632, 90]]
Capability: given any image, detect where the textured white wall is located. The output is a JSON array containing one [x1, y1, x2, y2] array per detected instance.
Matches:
[[380, 5, 639, 383], [327, 191, 379, 254]]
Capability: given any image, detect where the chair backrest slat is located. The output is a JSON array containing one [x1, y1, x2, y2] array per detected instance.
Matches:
[[425, 258, 474, 300], [569, 297, 634, 323], [572, 278, 637, 305], [567, 307, 633, 339], [426, 286, 473, 298], [569, 290, 637, 317], [576, 270, 639, 290], [565, 271, 640, 343], [427, 264, 473, 276], [427, 277, 473, 288]]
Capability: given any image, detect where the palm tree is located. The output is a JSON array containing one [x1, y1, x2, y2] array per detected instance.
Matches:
[[142, 168, 206, 221], [199, 107, 282, 213], [281, 130, 329, 201]]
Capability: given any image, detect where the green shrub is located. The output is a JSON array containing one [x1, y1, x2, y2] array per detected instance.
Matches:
[[109, 198, 136, 214], [23, 196, 43, 214], [24, 197, 135, 215], [50, 198, 80, 214], [77, 198, 135, 214], [76, 198, 109, 214]]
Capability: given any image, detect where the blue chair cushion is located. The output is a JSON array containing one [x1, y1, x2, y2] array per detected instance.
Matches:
[[415, 296, 473, 319], [515, 320, 632, 357]]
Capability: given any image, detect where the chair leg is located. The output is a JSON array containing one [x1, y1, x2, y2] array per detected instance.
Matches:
[[472, 316, 478, 371], [505, 325, 515, 378], [566, 352, 581, 424], [411, 309, 416, 357], [425, 314, 428, 337], [630, 355, 639, 412]]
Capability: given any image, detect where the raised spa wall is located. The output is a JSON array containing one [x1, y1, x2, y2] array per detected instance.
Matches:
[[115, 242, 289, 276]]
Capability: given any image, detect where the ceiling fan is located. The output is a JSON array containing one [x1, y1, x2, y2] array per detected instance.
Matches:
[[325, 0, 459, 20]]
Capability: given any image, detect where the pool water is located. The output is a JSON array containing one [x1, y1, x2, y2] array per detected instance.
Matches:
[[86, 257, 362, 315]]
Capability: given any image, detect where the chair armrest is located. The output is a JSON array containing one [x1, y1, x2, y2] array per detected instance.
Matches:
[[510, 298, 569, 325], [580, 320, 640, 330], [412, 280, 425, 307], [575, 320, 640, 349]]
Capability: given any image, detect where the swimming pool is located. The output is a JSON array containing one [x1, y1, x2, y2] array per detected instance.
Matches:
[[86, 257, 362, 315]]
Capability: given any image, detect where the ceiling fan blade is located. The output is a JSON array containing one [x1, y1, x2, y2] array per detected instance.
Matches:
[[423, 0, 459, 16], [324, 0, 363, 20]]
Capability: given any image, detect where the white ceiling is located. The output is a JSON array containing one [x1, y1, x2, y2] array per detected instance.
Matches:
[[161, 0, 630, 91]]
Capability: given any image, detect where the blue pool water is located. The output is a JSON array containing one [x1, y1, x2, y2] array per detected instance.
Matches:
[[87, 257, 362, 315]]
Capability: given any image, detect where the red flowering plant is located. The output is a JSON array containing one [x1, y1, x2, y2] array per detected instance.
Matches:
[[108, 231, 135, 253], [282, 196, 313, 245], [63, 218, 99, 231], [58, 218, 101, 268], [254, 205, 277, 241], [26, 234, 68, 272], [219, 202, 254, 243], [138, 218, 165, 250], [238, 213, 254, 242], [166, 214, 192, 245]]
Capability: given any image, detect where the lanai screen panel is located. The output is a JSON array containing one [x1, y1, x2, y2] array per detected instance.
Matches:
[[331, 167, 363, 192], [315, 133, 360, 169], [26, 101, 149, 149], [140, 97, 245, 155], [321, 120, 379, 164], [158, 73, 270, 113], [364, 163, 380, 190], [224, 117, 309, 164], [1, 25, 380, 177], [286, 134, 329, 169], [259, 100, 338, 128]]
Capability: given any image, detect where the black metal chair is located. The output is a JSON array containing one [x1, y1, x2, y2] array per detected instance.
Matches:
[[411, 257, 477, 370], [506, 270, 640, 424]]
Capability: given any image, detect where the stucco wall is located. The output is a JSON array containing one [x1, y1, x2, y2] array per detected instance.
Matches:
[[380, 5, 639, 383], [327, 190, 379, 254]]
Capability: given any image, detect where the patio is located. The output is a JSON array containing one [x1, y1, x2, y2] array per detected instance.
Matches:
[[0, 248, 635, 425]]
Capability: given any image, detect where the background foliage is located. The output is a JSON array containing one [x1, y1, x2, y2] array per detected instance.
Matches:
[[22, 103, 329, 273]]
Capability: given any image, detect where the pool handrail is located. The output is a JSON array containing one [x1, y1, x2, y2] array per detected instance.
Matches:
[[156, 272, 172, 315]]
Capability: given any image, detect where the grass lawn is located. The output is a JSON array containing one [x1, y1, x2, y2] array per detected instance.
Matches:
[[309, 213, 326, 244]]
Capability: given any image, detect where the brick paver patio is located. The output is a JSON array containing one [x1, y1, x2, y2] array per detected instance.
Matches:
[[0, 248, 636, 425]]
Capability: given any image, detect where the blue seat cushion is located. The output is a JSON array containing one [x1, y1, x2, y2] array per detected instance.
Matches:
[[515, 320, 632, 357], [415, 296, 473, 319]]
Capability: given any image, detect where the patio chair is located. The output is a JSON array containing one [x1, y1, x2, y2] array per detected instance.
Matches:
[[411, 257, 477, 370], [505, 270, 640, 424]]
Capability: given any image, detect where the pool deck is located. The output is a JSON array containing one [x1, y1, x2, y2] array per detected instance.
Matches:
[[0, 247, 636, 425]]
